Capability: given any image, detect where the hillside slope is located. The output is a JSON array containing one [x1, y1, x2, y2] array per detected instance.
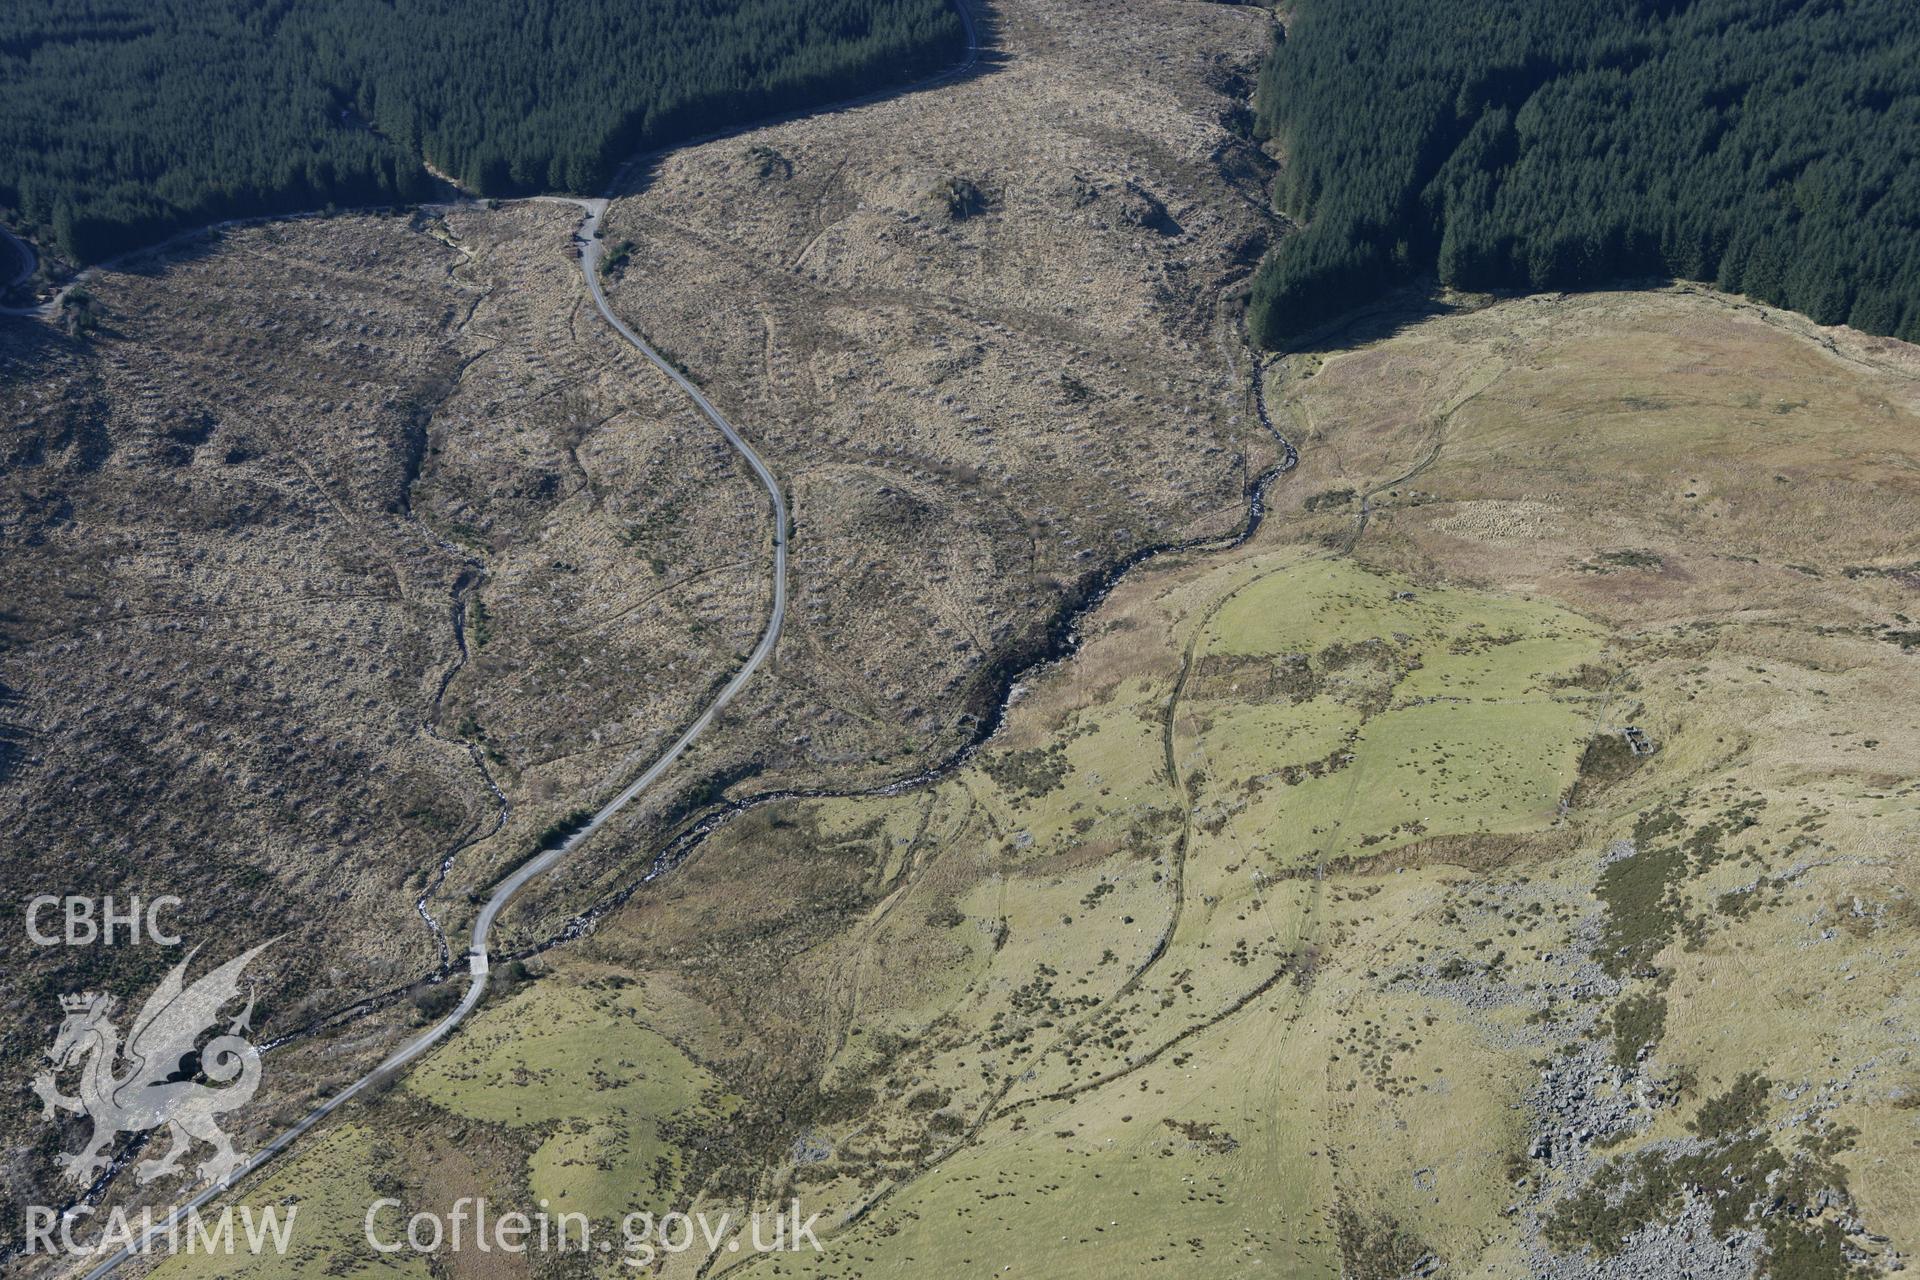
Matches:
[[164, 288, 1920, 1279]]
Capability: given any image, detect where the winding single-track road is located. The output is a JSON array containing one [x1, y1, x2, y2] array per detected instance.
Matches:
[[72, 3, 983, 1274], [74, 198, 790, 1280], [73, 194, 790, 1280]]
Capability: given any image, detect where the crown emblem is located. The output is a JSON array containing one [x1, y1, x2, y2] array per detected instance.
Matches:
[[59, 992, 100, 1013]]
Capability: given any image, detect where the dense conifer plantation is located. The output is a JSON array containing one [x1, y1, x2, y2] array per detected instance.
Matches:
[[1248, 0, 1920, 346], [0, 0, 963, 263]]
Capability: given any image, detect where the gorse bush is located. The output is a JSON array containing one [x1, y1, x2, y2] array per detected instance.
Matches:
[[1249, 0, 1920, 346], [0, 0, 963, 263]]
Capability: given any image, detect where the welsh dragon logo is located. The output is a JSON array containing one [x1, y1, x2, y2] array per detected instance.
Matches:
[[32, 942, 272, 1189]]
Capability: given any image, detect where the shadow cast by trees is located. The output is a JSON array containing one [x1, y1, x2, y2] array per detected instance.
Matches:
[[608, 0, 1002, 203], [1, 0, 977, 265]]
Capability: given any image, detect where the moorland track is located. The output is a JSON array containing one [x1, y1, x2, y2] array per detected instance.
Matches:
[[697, 341, 1303, 1280]]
